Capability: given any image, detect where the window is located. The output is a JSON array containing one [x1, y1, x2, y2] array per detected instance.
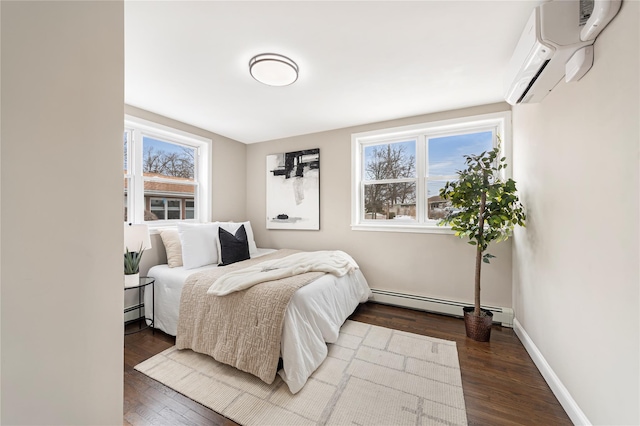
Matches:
[[124, 115, 211, 225], [352, 112, 511, 233], [150, 198, 184, 220], [363, 139, 417, 221], [185, 200, 195, 219]]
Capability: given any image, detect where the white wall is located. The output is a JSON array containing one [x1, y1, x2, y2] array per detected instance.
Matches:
[[1, 2, 124, 424], [246, 103, 514, 309], [512, 2, 639, 424]]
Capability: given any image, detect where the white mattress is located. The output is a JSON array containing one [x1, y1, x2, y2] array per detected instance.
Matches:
[[144, 248, 371, 393]]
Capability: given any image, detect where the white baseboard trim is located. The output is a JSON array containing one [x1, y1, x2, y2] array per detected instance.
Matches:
[[369, 289, 514, 327], [124, 308, 144, 323], [513, 318, 590, 425]]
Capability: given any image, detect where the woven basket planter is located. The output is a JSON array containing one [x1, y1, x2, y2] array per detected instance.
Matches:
[[463, 307, 493, 342]]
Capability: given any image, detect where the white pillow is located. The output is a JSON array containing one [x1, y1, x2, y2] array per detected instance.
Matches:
[[177, 222, 219, 270], [216, 221, 258, 257]]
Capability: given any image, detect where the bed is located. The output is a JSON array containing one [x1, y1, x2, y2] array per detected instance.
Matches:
[[144, 247, 371, 394]]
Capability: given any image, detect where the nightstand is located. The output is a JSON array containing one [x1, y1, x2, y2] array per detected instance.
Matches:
[[124, 276, 154, 335]]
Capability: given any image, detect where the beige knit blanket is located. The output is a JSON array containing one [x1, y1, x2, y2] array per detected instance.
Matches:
[[175, 249, 325, 384]]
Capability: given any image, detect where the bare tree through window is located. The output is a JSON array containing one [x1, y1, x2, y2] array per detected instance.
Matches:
[[364, 141, 416, 220], [143, 145, 194, 179]]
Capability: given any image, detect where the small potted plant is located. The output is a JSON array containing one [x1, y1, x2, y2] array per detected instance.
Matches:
[[124, 244, 145, 287], [438, 141, 525, 342], [124, 223, 151, 287]]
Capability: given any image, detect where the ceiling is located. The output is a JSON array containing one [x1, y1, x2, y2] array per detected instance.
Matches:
[[125, 1, 541, 144]]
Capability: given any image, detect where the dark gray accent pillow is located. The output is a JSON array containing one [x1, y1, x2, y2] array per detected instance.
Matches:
[[218, 224, 250, 266]]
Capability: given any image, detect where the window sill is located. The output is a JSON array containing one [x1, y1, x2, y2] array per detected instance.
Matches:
[[145, 220, 199, 234], [351, 223, 455, 235], [148, 225, 174, 235]]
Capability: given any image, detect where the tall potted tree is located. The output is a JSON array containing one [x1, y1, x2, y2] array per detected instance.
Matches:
[[438, 142, 525, 342]]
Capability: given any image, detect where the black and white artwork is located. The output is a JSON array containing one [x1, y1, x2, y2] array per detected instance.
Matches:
[[266, 148, 320, 230]]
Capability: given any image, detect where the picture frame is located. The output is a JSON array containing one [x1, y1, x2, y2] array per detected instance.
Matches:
[[266, 148, 320, 230]]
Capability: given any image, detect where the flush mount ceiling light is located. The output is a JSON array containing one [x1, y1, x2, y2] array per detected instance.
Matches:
[[249, 53, 299, 87]]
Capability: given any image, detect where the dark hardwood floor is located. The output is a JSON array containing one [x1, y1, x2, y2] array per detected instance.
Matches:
[[124, 302, 571, 425]]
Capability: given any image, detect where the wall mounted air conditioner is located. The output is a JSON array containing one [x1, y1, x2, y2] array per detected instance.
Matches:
[[504, 0, 621, 105]]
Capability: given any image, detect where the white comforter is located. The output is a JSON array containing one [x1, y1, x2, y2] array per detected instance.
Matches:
[[207, 250, 359, 295], [144, 248, 371, 393]]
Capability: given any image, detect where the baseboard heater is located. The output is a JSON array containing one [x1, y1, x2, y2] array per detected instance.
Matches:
[[369, 289, 514, 328]]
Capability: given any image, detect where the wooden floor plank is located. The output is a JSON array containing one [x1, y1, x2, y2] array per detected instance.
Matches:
[[124, 302, 571, 425]]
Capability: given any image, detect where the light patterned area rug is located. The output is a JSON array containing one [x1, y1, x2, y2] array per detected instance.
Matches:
[[134, 320, 467, 425]]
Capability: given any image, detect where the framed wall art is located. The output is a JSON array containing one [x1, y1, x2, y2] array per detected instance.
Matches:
[[266, 148, 320, 230]]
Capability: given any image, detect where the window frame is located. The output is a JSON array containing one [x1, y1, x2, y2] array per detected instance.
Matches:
[[351, 111, 511, 234], [124, 115, 211, 227]]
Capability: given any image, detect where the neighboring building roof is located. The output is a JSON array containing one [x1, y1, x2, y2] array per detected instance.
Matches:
[[124, 172, 195, 197]]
